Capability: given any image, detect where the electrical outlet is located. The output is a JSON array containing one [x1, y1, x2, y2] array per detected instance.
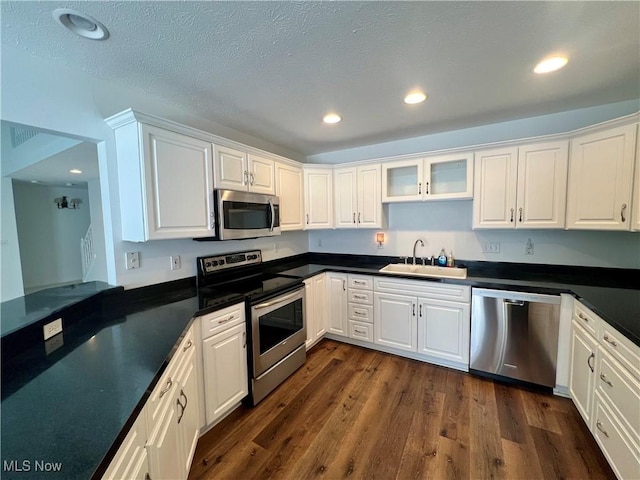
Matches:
[[43, 318, 63, 341], [482, 242, 501, 254], [525, 238, 534, 255], [126, 252, 140, 270], [170, 255, 181, 270]]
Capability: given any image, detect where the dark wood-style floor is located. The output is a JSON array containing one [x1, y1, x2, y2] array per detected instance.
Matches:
[[189, 340, 615, 480]]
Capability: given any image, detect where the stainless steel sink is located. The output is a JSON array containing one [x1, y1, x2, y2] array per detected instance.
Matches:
[[379, 263, 468, 279]]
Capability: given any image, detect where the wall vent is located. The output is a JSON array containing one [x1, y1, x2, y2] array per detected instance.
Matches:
[[10, 126, 39, 148]]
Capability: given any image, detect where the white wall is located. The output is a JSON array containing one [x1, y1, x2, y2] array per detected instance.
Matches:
[[309, 202, 640, 269], [13, 183, 91, 290], [85, 178, 108, 283], [1, 177, 24, 301]]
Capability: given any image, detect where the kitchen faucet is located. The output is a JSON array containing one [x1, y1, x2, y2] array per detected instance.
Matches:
[[412, 239, 425, 265]]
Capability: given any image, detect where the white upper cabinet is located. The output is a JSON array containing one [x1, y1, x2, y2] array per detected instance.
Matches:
[[214, 146, 276, 194], [304, 167, 333, 229], [382, 153, 473, 202], [424, 152, 474, 200], [382, 159, 423, 202], [473, 147, 519, 228], [473, 141, 569, 229], [633, 131, 640, 231], [110, 120, 214, 242], [334, 164, 383, 228], [275, 162, 304, 231], [566, 124, 637, 231]]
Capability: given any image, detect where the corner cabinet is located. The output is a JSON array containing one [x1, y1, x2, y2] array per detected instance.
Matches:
[[304, 167, 333, 229], [473, 141, 568, 229], [213, 145, 275, 195], [106, 115, 215, 241], [566, 124, 637, 231], [334, 164, 383, 228], [276, 162, 304, 231]]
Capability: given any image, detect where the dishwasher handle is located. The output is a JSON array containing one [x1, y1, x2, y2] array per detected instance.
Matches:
[[503, 299, 525, 306]]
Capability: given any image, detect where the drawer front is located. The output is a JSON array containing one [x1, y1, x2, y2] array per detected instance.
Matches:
[[349, 321, 374, 342], [593, 393, 640, 480], [573, 301, 600, 338], [597, 347, 640, 444], [600, 323, 640, 381], [374, 277, 470, 302], [348, 303, 373, 323], [348, 289, 373, 305], [200, 302, 245, 340], [348, 275, 373, 291]]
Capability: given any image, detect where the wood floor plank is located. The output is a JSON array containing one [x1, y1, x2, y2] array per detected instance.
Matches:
[[469, 376, 506, 480], [189, 340, 617, 480]]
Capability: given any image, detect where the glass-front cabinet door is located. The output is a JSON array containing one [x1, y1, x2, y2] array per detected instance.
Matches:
[[424, 152, 474, 200], [382, 159, 423, 202]]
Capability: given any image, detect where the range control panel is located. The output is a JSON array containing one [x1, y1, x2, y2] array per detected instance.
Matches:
[[198, 250, 262, 275]]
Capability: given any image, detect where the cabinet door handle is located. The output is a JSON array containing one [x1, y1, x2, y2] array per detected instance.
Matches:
[[243, 170, 249, 185], [578, 313, 589, 322], [419, 304, 422, 318], [425, 182, 429, 194], [210, 211, 215, 230], [306, 214, 309, 225], [342, 280, 346, 291], [353, 212, 356, 224], [596, 420, 609, 438], [603, 335, 618, 347], [418, 182, 422, 194], [145, 473, 152, 480], [218, 314, 235, 324], [250, 173, 255, 185], [519, 207, 523, 222], [182, 340, 193, 352], [621, 203, 627, 222], [357, 212, 361, 224], [159, 377, 173, 399], [412, 303, 416, 316], [599, 373, 613, 387], [510, 208, 514, 222], [587, 352, 595, 373], [242, 331, 246, 348]]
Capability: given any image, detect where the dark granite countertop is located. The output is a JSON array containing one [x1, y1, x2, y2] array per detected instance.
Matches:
[[1, 255, 638, 480]]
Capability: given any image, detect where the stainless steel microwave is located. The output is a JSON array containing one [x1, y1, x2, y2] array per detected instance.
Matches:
[[206, 190, 280, 240]]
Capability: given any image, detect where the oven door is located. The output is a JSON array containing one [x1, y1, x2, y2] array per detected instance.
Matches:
[[216, 190, 280, 240], [251, 285, 305, 377]]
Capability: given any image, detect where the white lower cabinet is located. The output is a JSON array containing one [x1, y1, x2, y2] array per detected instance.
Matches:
[[102, 413, 149, 480], [326, 272, 348, 337], [568, 300, 640, 480], [305, 274, 327, 349], [417, 298, 470, 365], [200, 304, 248, 426], [374, 292, 417, 352]]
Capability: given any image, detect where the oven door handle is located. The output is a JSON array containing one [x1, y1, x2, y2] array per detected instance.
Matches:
[[254, 290, 301, 310], [268, 199, 275, 232]]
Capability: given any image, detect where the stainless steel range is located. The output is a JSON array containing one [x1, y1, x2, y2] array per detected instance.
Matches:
[[197, 250, 306, 405]]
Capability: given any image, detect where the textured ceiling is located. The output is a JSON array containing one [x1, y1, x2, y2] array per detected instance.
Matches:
[[1, 1, 639, 155]]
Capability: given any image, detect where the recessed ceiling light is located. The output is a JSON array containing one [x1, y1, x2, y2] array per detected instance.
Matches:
[[534, 56, 568, 74], [404, 92, 428, 105], [53, 9, 110, 40], [69, 169, 83, 174], [323, 113, 342, 124]]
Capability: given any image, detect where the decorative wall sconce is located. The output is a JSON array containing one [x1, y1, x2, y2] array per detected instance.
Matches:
[[54, 196, 82, 209], [376, 232, 385, 247]]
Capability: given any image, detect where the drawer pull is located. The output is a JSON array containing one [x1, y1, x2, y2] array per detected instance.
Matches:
[[578, 313, 589, 322], [587, 352, 595, 373], [182, 340, 193, 352], [603, 335, 618, 347], [354, 294, 367, 300], [354, 329, 366, 335], [353, 280, 366, 285], [159, 377, 173, 399], [218, 314, 235, 324], [596, 420, 609, 438], [599, 373, 613, 388], [354, 310, 366, 316]]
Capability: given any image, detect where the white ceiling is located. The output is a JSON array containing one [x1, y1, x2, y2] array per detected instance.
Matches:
[[1, 1, 639, 156]]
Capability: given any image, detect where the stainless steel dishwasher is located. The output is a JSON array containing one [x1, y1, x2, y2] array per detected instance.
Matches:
[[470, 288, 561, 389]]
